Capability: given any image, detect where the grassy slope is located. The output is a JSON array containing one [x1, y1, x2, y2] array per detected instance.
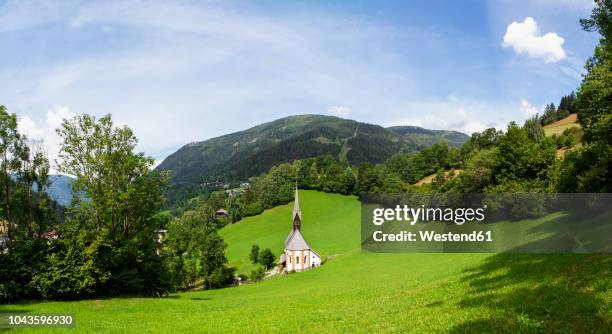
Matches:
[[543, 114, 581, 136], [544, 123, 580, 136], [2, 191, 611, 333], [415, 169, 462, 186]]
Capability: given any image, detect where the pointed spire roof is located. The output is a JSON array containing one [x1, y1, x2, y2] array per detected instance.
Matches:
[[292, 186, 302, 222]]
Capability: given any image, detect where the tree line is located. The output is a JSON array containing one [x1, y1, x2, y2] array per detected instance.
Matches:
[[0, 113, 232, 302], [540, 92, 576, 126]]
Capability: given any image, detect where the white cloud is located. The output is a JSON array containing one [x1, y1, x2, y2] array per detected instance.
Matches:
[[17, 106, 75, 173], [520, 98, 540, 117], [327, 106, 351, 118], [405, 107, 486, 135], [502, 17, 566, 63], [386, 95, 500, 135], [17, 116, 44, 139], [384, 95, 549, 135]]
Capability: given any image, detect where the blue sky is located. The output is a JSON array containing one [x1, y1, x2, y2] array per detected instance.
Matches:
[[0, 0, 599, 167]]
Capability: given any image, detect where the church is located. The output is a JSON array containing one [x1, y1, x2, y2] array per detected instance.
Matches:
[[279, 187, 321, 272]]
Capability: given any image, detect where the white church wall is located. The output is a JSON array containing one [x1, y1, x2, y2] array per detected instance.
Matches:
[[284, 249, 321, 272], [310, 253, 322, 267]]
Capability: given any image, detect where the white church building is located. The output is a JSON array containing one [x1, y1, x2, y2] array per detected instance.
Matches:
[[279, 187, 321, 272]]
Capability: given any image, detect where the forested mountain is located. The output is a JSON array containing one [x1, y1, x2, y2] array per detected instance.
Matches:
[[155, 115, 469, 205], [10, 174, 74, 207], [46, 175, 74, 207]]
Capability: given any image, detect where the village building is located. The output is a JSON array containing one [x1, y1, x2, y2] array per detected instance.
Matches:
[[0, 220, 17, 235], [215, 209, 229, 219], [154, 229, 168, 255], [279, 187, 321, 272], [0, 237, 8, 254], [0, 220, 16, 253], [41, 230, 59, 240], [0, 221, 17, 254]]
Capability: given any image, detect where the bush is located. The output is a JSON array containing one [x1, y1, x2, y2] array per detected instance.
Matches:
[[243, 202, 264, 217], [208, 266, 236, 289], [249, 245, 260, 264], [259, 248, 276, 269], [250, 266, 266, 281], [554, 128, 578, 149], [0, 239, 48, 302]]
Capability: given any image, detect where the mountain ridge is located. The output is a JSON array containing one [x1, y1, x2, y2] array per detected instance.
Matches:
[[156, 114, 470, 205]]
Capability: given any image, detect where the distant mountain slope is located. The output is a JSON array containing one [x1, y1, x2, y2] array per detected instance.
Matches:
[[387, 125, 470, 148], [12, 174, 74, 207], [46, 175, 74, 207], [156, 115, 469, 204]]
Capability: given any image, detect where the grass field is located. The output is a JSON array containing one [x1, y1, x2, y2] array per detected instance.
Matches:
[[1, 190, 611, 333], [543, 114, 581, 136]]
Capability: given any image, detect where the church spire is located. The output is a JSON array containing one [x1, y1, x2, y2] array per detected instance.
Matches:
[[292, 185, 301, 230]]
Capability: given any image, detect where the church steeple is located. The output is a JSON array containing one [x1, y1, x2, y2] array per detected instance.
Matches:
[[292, 186, 301, 231]]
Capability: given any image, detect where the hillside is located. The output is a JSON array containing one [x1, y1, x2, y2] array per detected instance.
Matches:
[[415, 169, 463, 186], [4, 190, 611, 333], [15, 174, 74, 207], [543, 113, 581, 136], [156, 115, 469, 205], [387, 125, 469, 148]]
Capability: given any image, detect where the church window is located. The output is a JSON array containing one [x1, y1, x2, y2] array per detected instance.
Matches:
[[296, 256, 299, 264]]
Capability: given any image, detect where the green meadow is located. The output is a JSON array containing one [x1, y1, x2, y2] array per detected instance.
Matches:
[[1, 190, 611, 333]]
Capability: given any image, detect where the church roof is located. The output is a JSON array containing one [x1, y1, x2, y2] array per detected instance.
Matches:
[[285, 229, 312, 251], [284, 229, 294, 246]]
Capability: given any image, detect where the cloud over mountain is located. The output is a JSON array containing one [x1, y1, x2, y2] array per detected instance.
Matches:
[[17, 106, 75, 173]]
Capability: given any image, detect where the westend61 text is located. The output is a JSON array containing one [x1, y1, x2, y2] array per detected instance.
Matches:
[[372, 230, 493, 243]]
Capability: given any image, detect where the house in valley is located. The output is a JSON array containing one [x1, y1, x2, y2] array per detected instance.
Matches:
[[279, 187, 321, 272], [215, 209, 229, 219]]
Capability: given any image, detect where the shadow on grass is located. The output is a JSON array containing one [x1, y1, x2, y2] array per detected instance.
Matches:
[[448, 253, 612, 333], [189, 297, 212, 301], [161, 295, 181, 299], [425, 301, 444, 308], [514, 210, 612, 253]]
